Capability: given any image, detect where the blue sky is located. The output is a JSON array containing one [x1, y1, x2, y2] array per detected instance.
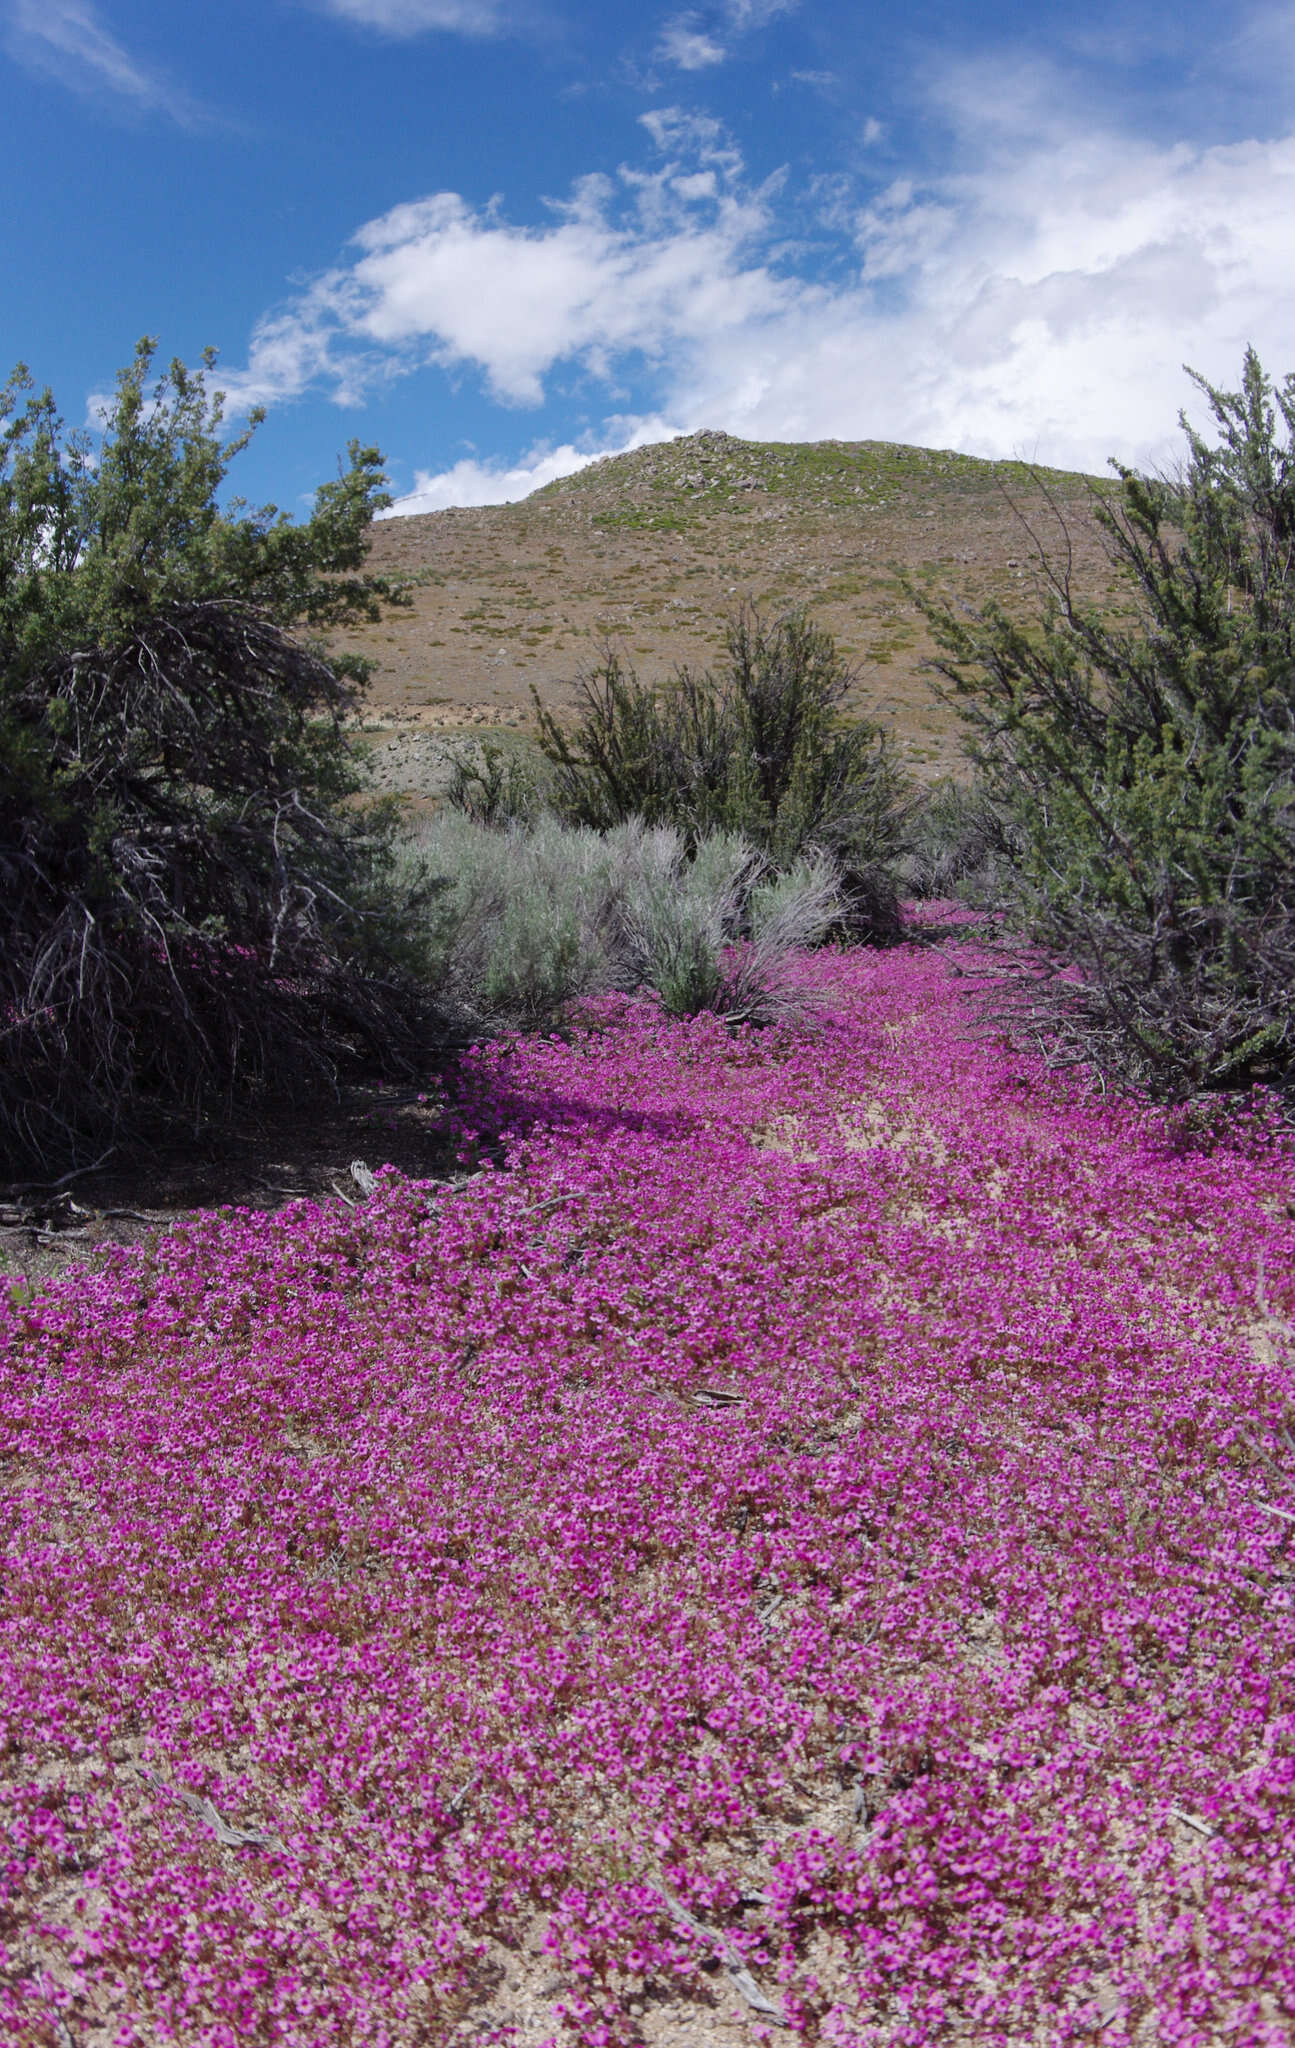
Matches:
[[3, 0, 1293, 516]]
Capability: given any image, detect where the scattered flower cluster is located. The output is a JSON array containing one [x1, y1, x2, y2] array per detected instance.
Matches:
[[2, 942, 1293, 2045]]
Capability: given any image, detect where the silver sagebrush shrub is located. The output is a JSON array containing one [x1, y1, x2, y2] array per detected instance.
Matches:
[[404, 814, 846, 1033]]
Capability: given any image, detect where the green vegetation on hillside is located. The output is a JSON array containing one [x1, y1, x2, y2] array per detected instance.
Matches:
[[539, 430, 1107, 545]]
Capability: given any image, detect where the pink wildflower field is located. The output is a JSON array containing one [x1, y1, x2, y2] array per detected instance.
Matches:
[[2, 940, 1293, 2047]]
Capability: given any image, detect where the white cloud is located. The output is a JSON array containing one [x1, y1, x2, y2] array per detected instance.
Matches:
[[650, 0, 795, 76], [4, 0, 200, 120], [305, 0, 504, 33], [722, 0, 797, 25], [225, 119, 783, 416], [667, 118, 1295, 476], [385, 418, 681, 514], [638, 104, 738, 163], [657, 14, 726, 70], [223, 68, 1295, 496]]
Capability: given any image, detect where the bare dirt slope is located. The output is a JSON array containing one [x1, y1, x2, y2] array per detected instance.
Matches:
[[333, 428, 1119, 801]]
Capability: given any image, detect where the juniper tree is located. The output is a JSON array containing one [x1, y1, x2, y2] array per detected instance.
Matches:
[[0, 339, 434, 1174], [919, 348, 1295, 1102]]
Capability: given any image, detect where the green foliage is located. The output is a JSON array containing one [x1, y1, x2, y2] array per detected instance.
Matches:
[[591, 508, 691, 533], [900, 777, 1017, 903], [532, 608, 911, 941], [441, 736, 551, 826], [0, 340, 432, 1173], [918, 348, 1295, 1099]]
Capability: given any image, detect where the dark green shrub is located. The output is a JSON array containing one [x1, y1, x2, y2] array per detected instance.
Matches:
[[0, 341, 435, 1174], [918, 348, 1295, 1100], [442, 736, 551, 826], [532, 608, 912, 941]]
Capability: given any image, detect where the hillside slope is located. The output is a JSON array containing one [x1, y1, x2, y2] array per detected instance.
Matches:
[[333, 429, 1118, 797]]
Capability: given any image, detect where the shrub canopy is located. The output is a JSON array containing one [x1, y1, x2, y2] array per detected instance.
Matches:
[[532, 608, 912, 942], [0, 341, 430, 1175], [921, 348, 1295, 1100]]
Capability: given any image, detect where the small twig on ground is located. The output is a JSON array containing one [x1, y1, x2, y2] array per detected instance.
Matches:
[[330, 1182, 358, 1209], [1256, 1250, 1294, 1336], [421, 1170, 491, 1204], [1256, 1499, 1295, 1525], [4, 1146, 117, 1196], [132, 1764, 281, 1851], [649, 1882, 788, 2028], [1170, 1806, 1217, 1839], [447, 1773, 479, 1814], [520, 1189, 586, 1219]]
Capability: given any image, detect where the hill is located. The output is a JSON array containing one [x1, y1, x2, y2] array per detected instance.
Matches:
[[332, 428, 1119, 802]]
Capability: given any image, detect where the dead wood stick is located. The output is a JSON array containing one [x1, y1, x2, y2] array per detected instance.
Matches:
[[520, 1189, 586, 1219], [5, 1147, 116, 1195], [1256, 1499, 1295, 1525], [1255, 1250, 1294, 1336], [1170, 1806, 1216, 1839], [447, 1772, 479, 1814], [419, 1170, 490, 1203], [649, 1883, 788, 2027], [184, 1791, 281, 1851], [132, 1764, 281, 1851]]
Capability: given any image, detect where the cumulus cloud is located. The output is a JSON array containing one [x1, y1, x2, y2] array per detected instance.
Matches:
[[222, 68, 1295, 494], [224, 119, 784, 416], [4, 0, 201, 120], [663, 134, 1295, 475], [637, 104, 740, 167]]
